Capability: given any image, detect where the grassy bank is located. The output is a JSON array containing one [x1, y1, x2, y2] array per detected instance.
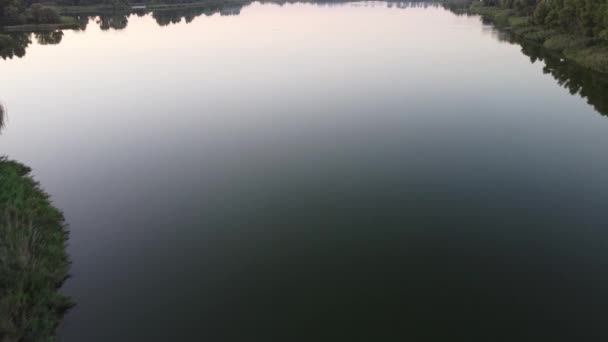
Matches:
[[0, 157, 72, 342], [467, 4, 608, 74]]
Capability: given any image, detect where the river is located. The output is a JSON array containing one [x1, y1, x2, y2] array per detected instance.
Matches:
[[1, 1, 608, 340]]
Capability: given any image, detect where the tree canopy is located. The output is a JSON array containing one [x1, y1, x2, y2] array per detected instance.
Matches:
[[480, 0, 608, 39]]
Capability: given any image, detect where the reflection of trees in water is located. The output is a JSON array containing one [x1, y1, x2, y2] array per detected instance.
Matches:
[[108, 0, 438, 28], [97, 12, 129, 30], [153, 9, 197, 26], [527, 45, 608, 117], [445, 7, 608, 117], [0, 0, 477, 60], [0, 33, 31, 59], [152, 5, 242, 26], [489, 27, 608, 117], [35, 31, 64, 45], [0, 31, 62, 60], [75, 15, 90, 30]]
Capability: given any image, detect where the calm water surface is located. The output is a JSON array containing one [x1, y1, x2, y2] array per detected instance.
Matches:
[[2, 2, 608, 340]]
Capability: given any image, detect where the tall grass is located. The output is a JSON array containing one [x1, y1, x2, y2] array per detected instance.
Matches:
[[0, 159, 72, 342]]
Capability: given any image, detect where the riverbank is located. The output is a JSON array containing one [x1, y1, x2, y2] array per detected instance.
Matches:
[[0, 158, 72, 342], [465, 4, 608, 74]]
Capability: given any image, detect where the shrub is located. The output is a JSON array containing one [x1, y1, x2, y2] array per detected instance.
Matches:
[[544, 34, 597, 52], [508, 16, 529, 27], [564, 45, 608, 74], [522, 28, 559, 43]]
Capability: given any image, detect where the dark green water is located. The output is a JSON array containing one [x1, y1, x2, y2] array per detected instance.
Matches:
[[2, 2, 608, 340]]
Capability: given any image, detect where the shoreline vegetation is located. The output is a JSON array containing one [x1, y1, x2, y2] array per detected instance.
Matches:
[[438, 0, 608, 115], [445, 0, 608, 74], [0, 105, 73, 342]]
